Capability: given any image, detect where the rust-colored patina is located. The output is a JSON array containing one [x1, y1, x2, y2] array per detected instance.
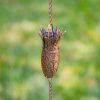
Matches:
[[39, 24, 63, 78]]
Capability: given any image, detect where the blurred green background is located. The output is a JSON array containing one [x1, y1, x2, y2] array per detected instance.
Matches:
[[0, 0, 100, 100]]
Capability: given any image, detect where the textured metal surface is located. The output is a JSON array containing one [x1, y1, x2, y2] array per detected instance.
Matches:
[[40, 25, 63, 78]]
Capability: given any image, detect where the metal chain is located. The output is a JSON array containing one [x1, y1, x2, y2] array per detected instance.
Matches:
[[48, 78, 52, 100], [48, 1, 53, 100], [49, 0, 52, 25]]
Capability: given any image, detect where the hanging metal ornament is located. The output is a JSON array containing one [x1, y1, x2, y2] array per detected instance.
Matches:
[[39, 0, 63, 100]]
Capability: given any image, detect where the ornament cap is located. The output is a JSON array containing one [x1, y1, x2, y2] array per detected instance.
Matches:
[[48, 24, 53, 33]]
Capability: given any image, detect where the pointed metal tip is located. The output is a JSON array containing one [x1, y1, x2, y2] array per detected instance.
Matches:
[[53, 26, 58, 33], [40, 27, 46, 34]]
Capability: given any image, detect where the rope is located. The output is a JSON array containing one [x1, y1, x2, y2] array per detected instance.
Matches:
[[49, 0, 53, 25]]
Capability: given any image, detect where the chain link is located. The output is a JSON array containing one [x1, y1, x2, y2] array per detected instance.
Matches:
[[48, 78, 52, 100], [49, 0, 52, 25]]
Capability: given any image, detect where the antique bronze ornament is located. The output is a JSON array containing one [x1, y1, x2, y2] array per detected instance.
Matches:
[[39, 0, 63, 100]]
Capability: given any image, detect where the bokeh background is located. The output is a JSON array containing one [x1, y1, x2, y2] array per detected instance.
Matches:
[[0, 0, 100, 100]]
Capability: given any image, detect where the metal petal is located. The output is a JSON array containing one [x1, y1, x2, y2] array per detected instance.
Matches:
[[53, 26, 58, 34], [40, 28, 46, 34]]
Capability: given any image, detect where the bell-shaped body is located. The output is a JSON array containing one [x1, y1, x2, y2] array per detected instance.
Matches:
[[40, 25, 62, 78]]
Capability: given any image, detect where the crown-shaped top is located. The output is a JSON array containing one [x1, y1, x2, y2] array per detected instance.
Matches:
[[40, 24, 63, 49]]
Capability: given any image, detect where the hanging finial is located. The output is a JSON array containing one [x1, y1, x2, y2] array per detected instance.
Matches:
[[39, 0, 63, 100]]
